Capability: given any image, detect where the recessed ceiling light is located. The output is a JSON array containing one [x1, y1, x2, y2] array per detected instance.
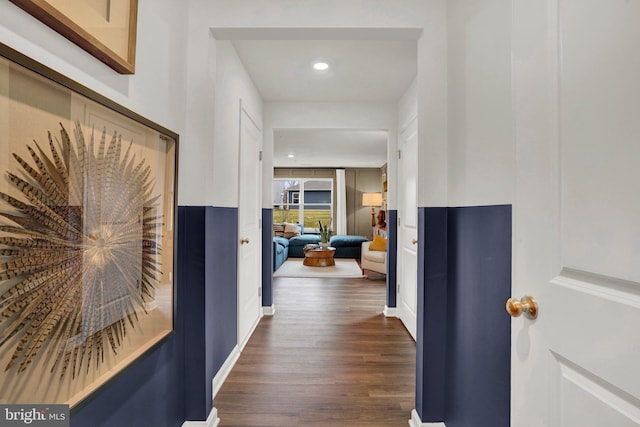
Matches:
[[313, 61, 329, 71], [287, 153, 295, 158]]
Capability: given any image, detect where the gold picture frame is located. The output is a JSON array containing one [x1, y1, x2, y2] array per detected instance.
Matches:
[[9, 0, 138, 74], [0, 43, 176, 408]]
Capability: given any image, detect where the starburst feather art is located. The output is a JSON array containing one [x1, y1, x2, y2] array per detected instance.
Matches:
[[0, 45, 176, 407]]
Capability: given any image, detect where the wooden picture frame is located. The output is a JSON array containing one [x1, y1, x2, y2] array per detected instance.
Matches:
[[9, 0, 138, 74], [0, 43, 177, 408]]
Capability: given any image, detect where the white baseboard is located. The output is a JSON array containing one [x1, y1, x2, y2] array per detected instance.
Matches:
[[212, 345, 240, 399], [384, 305, 398, 317], [238, 314, 261, 352], [182, 407, 219, 427], [262, 305, 276, 316], [213, 311, 262, 399], [408, 409, 446, 427]]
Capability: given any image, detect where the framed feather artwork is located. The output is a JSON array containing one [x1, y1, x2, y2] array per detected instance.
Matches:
[[9, 0, 138, 74], [0, 44, 177, 408]]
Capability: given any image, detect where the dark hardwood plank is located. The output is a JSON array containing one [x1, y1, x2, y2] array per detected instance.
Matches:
[[214, 277, 416, 426]]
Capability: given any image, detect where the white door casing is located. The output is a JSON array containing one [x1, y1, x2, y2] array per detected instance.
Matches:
[[512, 1, 640, 425], [398, 116, 418, 341], [237, 103, 262, 350]]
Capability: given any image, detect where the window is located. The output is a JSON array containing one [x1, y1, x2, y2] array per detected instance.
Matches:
[[273, 178, 333, 231]]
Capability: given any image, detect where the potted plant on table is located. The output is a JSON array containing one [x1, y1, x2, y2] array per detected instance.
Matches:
[[318, 219, 331, 248]]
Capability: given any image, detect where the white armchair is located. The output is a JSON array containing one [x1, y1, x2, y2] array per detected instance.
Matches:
[[360, 241, 387, 275]]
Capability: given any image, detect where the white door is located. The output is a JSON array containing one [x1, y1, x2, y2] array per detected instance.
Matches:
[[237, 104, 262, 349], [512, 1, 640, 425], [397, 116, 418, 340]]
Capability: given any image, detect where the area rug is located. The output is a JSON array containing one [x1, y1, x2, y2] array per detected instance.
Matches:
[[273, 258, 365, 278]]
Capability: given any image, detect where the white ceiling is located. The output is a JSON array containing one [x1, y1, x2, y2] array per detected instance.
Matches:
[[231, 39, 417, 102], [274, 129, 388, 168], [230, 37, 417, 168]]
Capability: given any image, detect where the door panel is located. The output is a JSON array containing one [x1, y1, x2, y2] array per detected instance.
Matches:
[[559, 0, 640, 283], [237, 106, 262, 349], [398, 117, 417, 340], [512, 1, 640, 425], [399, 245, 417, 339], [557, 358, 640, 427]]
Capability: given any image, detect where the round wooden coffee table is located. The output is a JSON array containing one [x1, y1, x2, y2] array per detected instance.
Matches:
[[303, 246, 336, 267]]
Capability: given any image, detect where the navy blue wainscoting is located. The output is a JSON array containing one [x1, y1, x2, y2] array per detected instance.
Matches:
[[386, 209, 398, 308], [261, 209, 273, 308], [180, 206, 207, 421], [415, 207, 449, 422], [444, 205, 511, 427], [204, 207, 238, 415], [180, 206, 238, 421], [414, 205, 512, 426], [71, 335, 184, 427]]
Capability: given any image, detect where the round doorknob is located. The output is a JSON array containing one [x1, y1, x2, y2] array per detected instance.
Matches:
[[240, 238, 250, 244], [506, 295, 538, 319], [411, 239, 418, 245]]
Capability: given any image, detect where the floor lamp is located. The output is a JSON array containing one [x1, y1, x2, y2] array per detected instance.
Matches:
[[362, 193, 383, 227]]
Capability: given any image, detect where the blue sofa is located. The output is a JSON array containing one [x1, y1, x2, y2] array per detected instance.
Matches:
[[273, 234, 322, 271], [287, 234, 322, 258], [273, 236, 290, 271], [329, 235, 368, 258], [273, 234, 368, 271]]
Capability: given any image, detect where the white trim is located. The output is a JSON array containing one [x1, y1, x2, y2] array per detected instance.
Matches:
[[335, 168, 347, 235], [383, 305, 398, 317], [212, 345, 240, 399], [408, 410, 446, 427], [262, 305, 276, 316], [239, 99, 262, 132], [182, 407, 219, 427], [238, 313, 261, 352], [400, 114, 418, 138], [236, 99, 263, 366]]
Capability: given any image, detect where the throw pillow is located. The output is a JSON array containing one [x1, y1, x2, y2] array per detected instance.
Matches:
[[283, 222, 301, 238], [369, 234, 387, 251], [273, 223, 285, 237]]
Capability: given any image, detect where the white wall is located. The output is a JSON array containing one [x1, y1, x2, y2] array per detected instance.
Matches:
[[184, 0, 426, 208], [416, 0, 449, 207], [397, 77, 418, 211], [446, 0, 513, 206], [181, 34, 262, 206], [398, 79, 418, 134], [183, 0, 514, 210], [415, 0, 514, 208], [1, 0, 192, 211], [2, 0, 516, 212], [211, 41, 263, 207], [189, 0, 427, 28], [0, 0, 187, 135]]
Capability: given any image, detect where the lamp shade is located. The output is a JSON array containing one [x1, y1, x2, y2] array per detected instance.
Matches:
[[362, 192, 383, 207]]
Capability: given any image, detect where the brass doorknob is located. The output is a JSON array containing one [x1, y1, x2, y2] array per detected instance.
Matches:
[[506, 295, 538, 319], [240, 238, 250, 244], [411, 239, 417, 245]]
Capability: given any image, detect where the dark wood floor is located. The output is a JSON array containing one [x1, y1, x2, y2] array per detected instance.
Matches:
[[214, 276, 416, 426]]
